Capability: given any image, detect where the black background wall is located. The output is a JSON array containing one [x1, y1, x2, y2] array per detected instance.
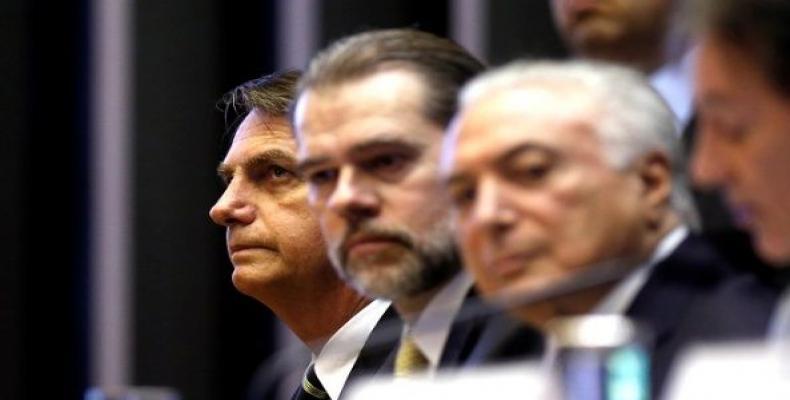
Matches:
[[0, 1, 564, 399]]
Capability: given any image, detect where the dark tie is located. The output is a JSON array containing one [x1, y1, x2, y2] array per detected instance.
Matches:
[[291, 363, 328, 400]]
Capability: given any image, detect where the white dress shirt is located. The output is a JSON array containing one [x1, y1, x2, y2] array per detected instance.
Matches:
[[650, 50, 695, 134], [595, 226, 689, 314], [313, 298, 391, 400], [401, 271, 475, 375]]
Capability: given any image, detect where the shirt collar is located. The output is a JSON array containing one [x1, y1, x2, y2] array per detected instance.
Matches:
[[313, 298, 391, 400], [404, 272, 474, 371], [595, 226, 689, 314]]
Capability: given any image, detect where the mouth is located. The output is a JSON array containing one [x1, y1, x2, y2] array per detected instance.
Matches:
[[228, 242, 275, 256], [488, 250, 540, 279], [342, 233, 410, 259]]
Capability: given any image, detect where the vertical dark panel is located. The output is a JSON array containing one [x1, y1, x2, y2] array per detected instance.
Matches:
[[17, 0, 90, 398], [487, 0, 567, 65], [0, 0, 26, 398], [133, 0, 221, 399], [321, 0, 449, 45], [215, 1, 281, 399]]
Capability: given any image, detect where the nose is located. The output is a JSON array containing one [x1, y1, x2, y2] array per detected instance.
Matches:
[[209, 178, 256, 227], [468, 176, 516, 237], [327, 166, 380, 223], [690, 122, 727, 190]]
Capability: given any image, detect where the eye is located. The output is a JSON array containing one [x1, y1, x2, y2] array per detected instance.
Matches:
[[709, 117, 749, 144], [447, 177, 477, 210], [306, 168, 338, 186], [250, 164, 297, 186], [358, 151, 415, 181], [365, 153, 405, 171], [269, 165, 291, 180], [450, 184, 477, 209], [700, 107, 752, 145], [520, 163, 551, 181], [507, 149, 556, 185]]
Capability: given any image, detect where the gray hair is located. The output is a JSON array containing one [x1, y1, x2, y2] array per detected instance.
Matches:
[[459, 60, 699, 228]]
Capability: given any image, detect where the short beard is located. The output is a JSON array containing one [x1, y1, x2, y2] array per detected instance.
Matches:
[[328, 222, 461, 301]]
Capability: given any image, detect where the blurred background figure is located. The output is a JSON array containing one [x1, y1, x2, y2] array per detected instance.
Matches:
[[679, 0, 790, 341], [210, 71, 392, 400], [550, 0, 760, 240], [293, 28, 541, 381], [550, 0, 689, 122], [442, 60, 734, 396]]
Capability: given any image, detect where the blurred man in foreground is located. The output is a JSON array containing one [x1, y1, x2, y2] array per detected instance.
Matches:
[[442, 60, 733, 395], [293, 28, 542, 379], [682, 0, 790, 341], [210, 71, 392, 400]]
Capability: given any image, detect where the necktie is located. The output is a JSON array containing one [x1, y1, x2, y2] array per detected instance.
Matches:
[[394, 334, 429, 377], [291, 363, 328, 400]]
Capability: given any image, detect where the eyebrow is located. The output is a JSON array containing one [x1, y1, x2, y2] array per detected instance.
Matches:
[[296, 135, 425, 172], [217, 148, 297, 178], [348, 136, 424, 155], [296, 156, 332, 174]]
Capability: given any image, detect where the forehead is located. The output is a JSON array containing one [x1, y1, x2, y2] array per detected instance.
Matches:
[[294, 69, 439, 152], [452, 87, 602, 167], [695, 36, 767, 103], [227, 111, 296, 158]]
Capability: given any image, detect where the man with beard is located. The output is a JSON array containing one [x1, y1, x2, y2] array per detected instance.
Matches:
[[293, 28, 542, 380], [210, 71, 393, 400]]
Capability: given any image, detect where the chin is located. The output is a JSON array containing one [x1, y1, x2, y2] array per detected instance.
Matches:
[[231, 267, 280, 298], [756, 235, 790, 267]]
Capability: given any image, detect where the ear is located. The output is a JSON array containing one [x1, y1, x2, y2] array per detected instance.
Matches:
[[634, 151, 673, 228]]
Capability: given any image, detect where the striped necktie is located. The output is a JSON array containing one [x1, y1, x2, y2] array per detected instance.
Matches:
[[292, 363, 328, 400]]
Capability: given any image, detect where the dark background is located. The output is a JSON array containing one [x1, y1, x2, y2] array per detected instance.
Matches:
[[0, 1, 564, 399]]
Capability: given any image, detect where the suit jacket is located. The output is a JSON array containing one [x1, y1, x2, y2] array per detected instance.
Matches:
[[345, 288, 543, 382], [439, 288, 544, 367], [624, 233, 748, 398]]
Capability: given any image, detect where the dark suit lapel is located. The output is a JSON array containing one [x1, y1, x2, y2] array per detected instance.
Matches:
[[438, 286, 479, 367], [625, 234, 733, 397], [437, 287, 544, 367], [342, 305, 400, 395]]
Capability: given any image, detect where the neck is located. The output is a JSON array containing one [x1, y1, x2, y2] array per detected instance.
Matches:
[[583, 41, 666, 75], [255, 273, 371, 351], [393, 284, 445, 325]]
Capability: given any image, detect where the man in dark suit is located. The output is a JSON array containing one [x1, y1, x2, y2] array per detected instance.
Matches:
[[685, 0, 790, 340], [442, 60, 733, 396], [292, 28, 542, 385], [210, 71, 395, 400]]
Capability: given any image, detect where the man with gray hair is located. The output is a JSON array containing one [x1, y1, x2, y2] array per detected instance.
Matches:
[[442, 60, 734, 396]]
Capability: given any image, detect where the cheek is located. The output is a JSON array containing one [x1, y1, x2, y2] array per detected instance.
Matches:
[[459, 226, 489, 279]]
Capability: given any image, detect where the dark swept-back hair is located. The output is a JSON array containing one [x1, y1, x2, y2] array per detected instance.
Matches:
[[220, 69, 302, 120], [693, 0, 790, 97], [296, 28, 485, 127]]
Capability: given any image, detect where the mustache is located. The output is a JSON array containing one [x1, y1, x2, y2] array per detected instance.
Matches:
[[338, 223, 415, 258]]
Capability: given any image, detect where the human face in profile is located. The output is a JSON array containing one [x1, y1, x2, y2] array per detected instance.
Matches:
[[210, 111, 331, 298], [692, 36, 790, 265]]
